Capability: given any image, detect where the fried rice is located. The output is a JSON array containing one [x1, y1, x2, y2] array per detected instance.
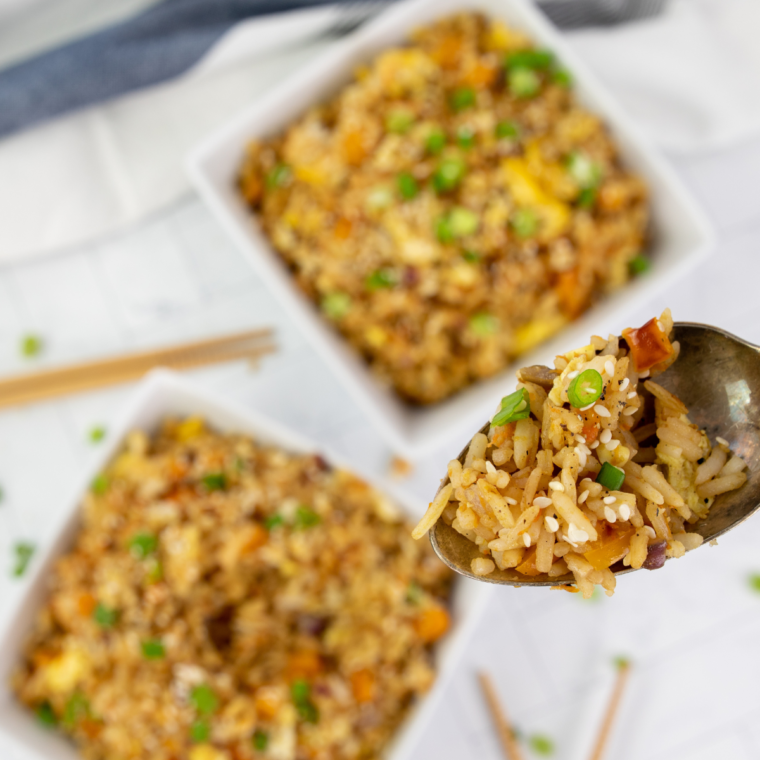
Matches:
[[13, 419, 452, 760], [412, 309, 748, 597], [238, 12, 650, 405]]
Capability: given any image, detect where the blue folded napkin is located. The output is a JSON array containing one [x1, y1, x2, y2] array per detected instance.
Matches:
[[0, 0, 666, 139]]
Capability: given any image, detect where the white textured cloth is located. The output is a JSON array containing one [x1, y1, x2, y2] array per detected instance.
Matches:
[[0, 0, 759, 264]]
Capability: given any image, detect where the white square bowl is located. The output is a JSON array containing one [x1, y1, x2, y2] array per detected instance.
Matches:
[[0, 370, 491, 760], [187, 0, 713, 457]]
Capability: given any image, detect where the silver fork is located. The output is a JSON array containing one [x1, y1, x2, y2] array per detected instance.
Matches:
[[321, 0, 392, 39]]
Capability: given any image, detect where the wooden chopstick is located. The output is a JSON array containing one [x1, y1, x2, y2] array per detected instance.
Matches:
[[0, 328, 275, 409], [588, 660, 631, 760], [478, 672, 526, 760]]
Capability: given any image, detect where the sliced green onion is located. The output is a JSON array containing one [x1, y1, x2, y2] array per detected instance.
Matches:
[[366, 185, 393, 210], [462, 250, 481, 263], [145, 558, 163, 584], [91, 474, 109, 495], [629, 254, 650, 276], [528, 734, 555, 756], [469, 312, 500, 337], [13, 542, 35, 577], [63, 693, 90, 729], [432, 157, 466, 193], [511, 208, 539, 238], [266, 163, 291, 190], [495, 120, 519, 140], [365, 268, 398, 291], [294, 506, 321, 530], [425, 128, 447, 155], [141, 639, 165, 660], [597, 462, 625, 491], [449, 87, 476, 112], [448, 207, 479, 238], [321, 292, 352, 320], [456, 126, 476, 149], [264, 514, 284, 530], [748, 573, 760, 593], [253, 730, 269, 751], [291, 680, 319, 724], [93, 602, 118, 628], [21, 334, 43, 358], [190, 719, 210, 743], [508, 67, 541, 98], [190, 684, 219, 716], [577, 187, 597, 209], [613, 655, 631, 670], [505, 49, 554, 71], [552, 68, 573, 88], [202, 473, 227, 491], [493, 388, 531, 426], [567, 151, 602, 189], [36, 701, 57, 728], [89, 426, 106, 443], [385, 109, 415, 134], [436, 216, 454, 244], [567, 369, 604, 408], [397, 172, 419, 200], [129, 532, 158, 559], [406, 581, 424, 605]]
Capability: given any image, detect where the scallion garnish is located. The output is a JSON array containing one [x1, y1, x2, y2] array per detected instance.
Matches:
[[492, 388, 531, 426], [436, 216, 454, 244], [577, 187, 596, 209], [265, 514, 284, 530], [141, 639, 165, 660], [567, 369, 604, 409], [201, 473, 227, 491], [397, 172, 419, 200], [528, 734, 555, 756], [89, 426, 106, 443], [448, 208, 479, 238], [253, 730, 269, 751], [321, 292, 351, 320], [462, 250, 481, 263], [190, 684, 219, 716], [20, 334, 43, 358], [291, 679, 319, 724], [432, 157, 466, 193], [385, 109, 415, 134], [629, 254, 650, 275], [63, 693, 90, 729], [129, 532, 158, 559], [505, 49, 554, 71], [36, 701, 57, 728], [12, 542, 35, 577], [456, 126, 476, 149], [449, 87, 476, 112], [508, 67, 541, 98], [190, 719, 210, 743], [425, 128, 447, 155], [567, 151, 601, 188], [469, 312, 499, 337], [294, 506, 321, 530], [495, 121, 519, 140], [91, 474, 109, 495], [597, 462, 625, 491], [552, 68, 573, 87], [366, 185, 393, 210], [511, 208, 539, 238], [93, 602, 118, 628], [266, 163, 291, 190], [365, 269, 398, 291]]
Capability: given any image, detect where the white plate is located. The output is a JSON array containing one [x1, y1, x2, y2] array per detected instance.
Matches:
[[187, 0, 713, 457], [0, 370, 491, 760]]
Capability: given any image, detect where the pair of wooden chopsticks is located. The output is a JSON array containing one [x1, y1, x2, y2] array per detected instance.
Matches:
[[479, 660, 631, 760], [0, 328, 275, 409]]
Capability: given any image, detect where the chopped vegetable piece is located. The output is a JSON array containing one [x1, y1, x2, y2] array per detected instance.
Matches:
[[583, 528, 635, 571], [469, 312, 499, 337], [91, 474, 109, 495], [365, 268, 398, 291], [190, 684, 219, 716], [266, 163, 291, 189], [749, 573, 760, 593], [613, 655, 631, 670], [291, 679, 310, 702], [425, 128, 447, 155], [397, 171, 419, 200], [528, 734, 555, 756], [366, 185, 393, 210], [577, 187, 596, 209], [495, 120, 519, 139], [511, 208, 539, 238], [36, 701, 57, 728], [456, 125, 476, 149], [448, 207, 479, 237], [93, 603, 118, 628], [63, 693, 90, 728], [406, 581, 424, 604], [129, 532, 158, 559], [291, 679, 319, 723], [597, 462, 626, 491], [436, 216, 454, 244], [567, 369, 604, 408], [145, 558, 163, 584], [190, 719, 210, 743], [13, 542, 34, 577], [622, 317, 674, 372], [253, 730, 269, 751], [413, 605, 450, 642], [643, 539, 668, 570], [385, 109, 414, 134], [552, 68, 573, 87], [508, 67, 541, 98], [462, 249, 481, 263], [567, 151, 602, 189], [432, 156, 467, 193], [20, 334, 43, 358], [89, 426, 106, 443], [265, 514, 284, 530], [294, 506, 321, 530], [141, 639, 165, 659], [449, 86, 476, 112], [629, 254, 650, 275], [493, 388, 531, 426], [321, 292, 352, 320], [201, 473, 226, 491], [0, 485, 4, 503], [505, 49, 554, 71]]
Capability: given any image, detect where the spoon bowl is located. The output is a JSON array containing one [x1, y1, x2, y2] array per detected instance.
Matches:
[[430, 322, 760, 586]]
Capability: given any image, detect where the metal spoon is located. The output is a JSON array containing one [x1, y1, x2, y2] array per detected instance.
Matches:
[[430, 322, 760, 587]]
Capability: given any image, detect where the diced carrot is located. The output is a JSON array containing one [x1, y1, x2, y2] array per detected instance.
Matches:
[[583, 528, 636, 571], [556, 268, 588, 319], [414, 605, 450, 643], [77, 593, 96, 617], [285, 650, 324, 681], [515, 547, 542, 576], [80, 719, 102, 739], [492, 422, 516, 447], [334, 217, 352, 240], [242, 524, 268, 554], [255, 690, 281, 720], [622, 317, 674, 372], [551, 585, 579, 593], [342, 130, 366, 166], [350, 669, 376, 704], [432, 34, 463, 69], [581, 423, 599, 444], [462, 61, 497, 88]]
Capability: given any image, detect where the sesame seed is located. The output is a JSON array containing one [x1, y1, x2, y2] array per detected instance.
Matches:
[[545, 516, 560, 533], [567, 370, 580, 380], [574, 434, 586, 443], [580, 402, 596, 412], [594, 405, 611, 418], [533, 496, 553, 509], [505, 496, 518, 505], [644, 526, 656, 539], [576, 449, 587, 469], [581, 478, 592, 484], [619, 377, 630, 391], [604, 360, 615, 377], [548, 481, 564, 492], [619, 504, 631, 520], [604, 506, 617, 523], [590, 440, 600, 449], [622, 406, 637, 416], [603, 495, 617, 504], [606, 439, 620, 451], [639, 370, 650, 378], [716, 436, 729, 447], [600, 429, 612, 444], [523, 533, 532, 547], [627, 391, 637, 400], [486, 460, 496, 474], [567, 523, 589, 544], [578, 490, 589, 504]]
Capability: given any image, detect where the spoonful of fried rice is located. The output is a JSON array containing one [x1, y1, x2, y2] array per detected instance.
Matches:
[[413, 310, 757, 597]]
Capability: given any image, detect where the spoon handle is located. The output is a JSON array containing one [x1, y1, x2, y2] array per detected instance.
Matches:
[[587, 661, 631, 760]]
